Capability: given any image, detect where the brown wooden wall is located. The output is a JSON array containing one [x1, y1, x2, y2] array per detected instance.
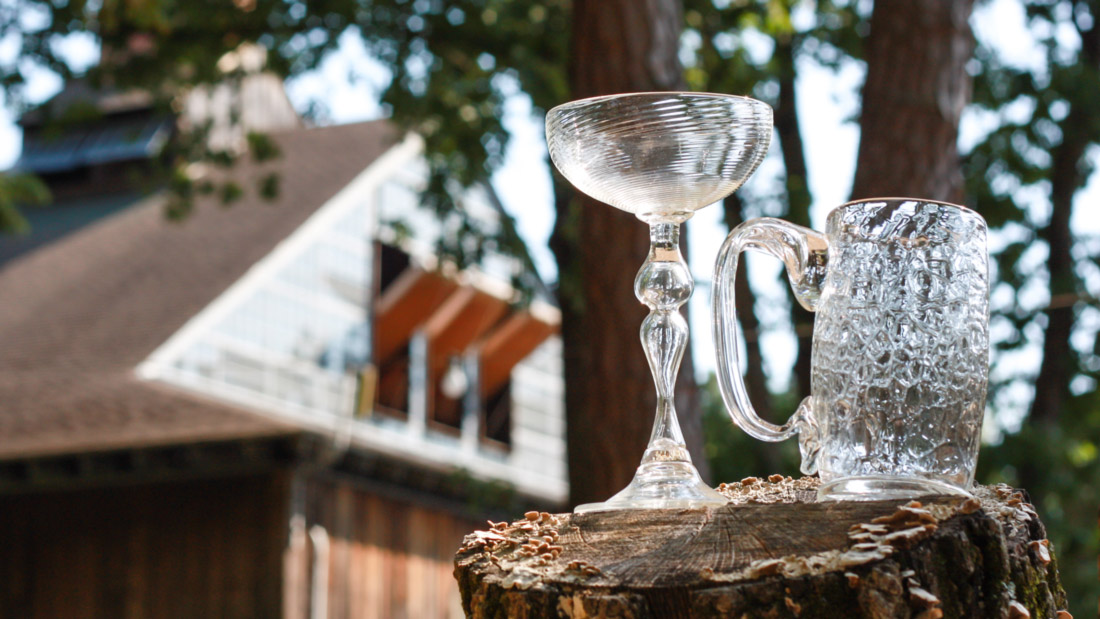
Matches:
[[0, 472, 289, 619], [285, 475, 482, 619]]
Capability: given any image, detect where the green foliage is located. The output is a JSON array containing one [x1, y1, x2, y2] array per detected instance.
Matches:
[[219, 180, 244, 205], [257, 172, 280, 200], [4, 0, 565, 284], [3, 0, 1098, 608], [682, 0, 865, 98], [963, 2, 1100, 610], [164, 166, 196, 220], [353, 0, 569, 287], [0, 173, 50, 234], [685, 1, 1098, 610], [446, 467, 524, 517], [246, 131, 281, 163]]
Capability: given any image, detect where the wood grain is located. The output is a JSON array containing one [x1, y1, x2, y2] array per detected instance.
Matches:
[[455, 478, 1068, 618], [0, 471, 288, 619]]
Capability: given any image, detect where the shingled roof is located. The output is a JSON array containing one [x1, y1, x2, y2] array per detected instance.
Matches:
[[0, 120, 402, 461]]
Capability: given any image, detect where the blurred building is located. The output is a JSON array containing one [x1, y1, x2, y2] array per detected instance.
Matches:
[[0, 68, 565, 617]]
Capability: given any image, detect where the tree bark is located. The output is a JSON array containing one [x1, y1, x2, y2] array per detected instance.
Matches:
[[456, 478, 1068, 618], [850, 0, 974, 203], [552, 0, 709, 509]]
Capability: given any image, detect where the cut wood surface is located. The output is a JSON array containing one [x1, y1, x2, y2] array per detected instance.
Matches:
[[454, 477, 1068, 618]]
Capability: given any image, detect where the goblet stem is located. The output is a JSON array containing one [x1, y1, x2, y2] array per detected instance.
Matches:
[[573, 222, 727, 513], [635, 223, 693, 463]]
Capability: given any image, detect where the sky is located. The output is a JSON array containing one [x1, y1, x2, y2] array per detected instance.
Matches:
[[1, 0, 1097, 426]]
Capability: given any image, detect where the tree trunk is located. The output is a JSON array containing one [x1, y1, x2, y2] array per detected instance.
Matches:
[[1020, 15, 1099, 489], [456, 478, 1068, 618], [774, 34, 816, 404], [1027, 17, 1099, 426], [850, 0, 974, 203], [551, 0, 709, 509], [1027, 148, 1079, 430]]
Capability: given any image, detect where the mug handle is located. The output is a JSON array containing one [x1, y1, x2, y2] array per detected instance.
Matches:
[[711, 218, 829, 474]]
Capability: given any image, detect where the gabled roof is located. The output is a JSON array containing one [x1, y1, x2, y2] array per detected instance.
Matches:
[[17, 78, 156, 127], [0, 120, 401, 460], [16, 114, 172, 174]]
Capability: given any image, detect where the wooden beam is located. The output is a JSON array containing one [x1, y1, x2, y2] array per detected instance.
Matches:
[[374, 268, 457, 364], [424, 289, 509, 365], [478, 312, 558, 399], [423, 287, 480, 342]]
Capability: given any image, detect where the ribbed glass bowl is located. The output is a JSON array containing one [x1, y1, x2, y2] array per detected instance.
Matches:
[[546, 92, 773, 223]]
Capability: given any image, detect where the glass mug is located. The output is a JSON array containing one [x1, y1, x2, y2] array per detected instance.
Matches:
[[712, 198, 990, 500]]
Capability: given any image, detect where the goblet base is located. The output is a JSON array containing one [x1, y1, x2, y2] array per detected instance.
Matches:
[[574, 461, 728, 513], [816, 475, 973, 502]]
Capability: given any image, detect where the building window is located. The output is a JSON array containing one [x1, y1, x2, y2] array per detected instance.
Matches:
[[371, 241, 531, 447], [432, 354, 468, 431], [483, 377, 512, 447]]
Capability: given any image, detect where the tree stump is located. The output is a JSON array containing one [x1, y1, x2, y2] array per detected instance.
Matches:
[[454, 477, 1069, 618]]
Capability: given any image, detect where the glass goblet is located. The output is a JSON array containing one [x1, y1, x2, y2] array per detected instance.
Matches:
[[546, 91, 773, 512]]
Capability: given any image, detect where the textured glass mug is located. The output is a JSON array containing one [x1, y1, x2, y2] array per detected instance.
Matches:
[[712, 198, 990, 500]]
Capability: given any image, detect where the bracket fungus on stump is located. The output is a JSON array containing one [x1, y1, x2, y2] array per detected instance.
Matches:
[[454, 477, 1068, 618]]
